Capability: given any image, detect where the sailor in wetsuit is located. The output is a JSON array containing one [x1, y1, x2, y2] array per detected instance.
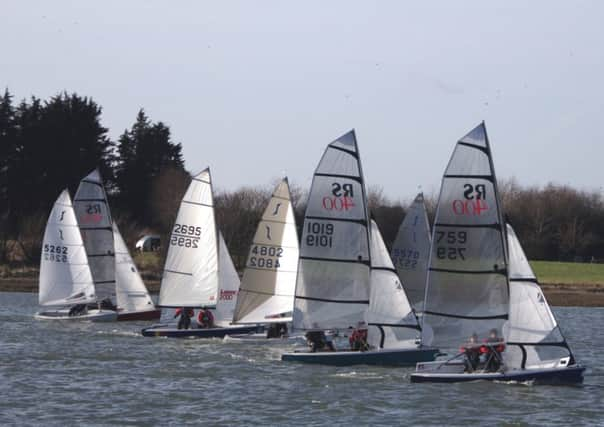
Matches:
[[481, 328, 505, 372], [460, 333, 481, 372]]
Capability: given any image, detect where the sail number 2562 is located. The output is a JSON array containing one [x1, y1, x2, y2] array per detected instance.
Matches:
[[435, 231, 467, 260]]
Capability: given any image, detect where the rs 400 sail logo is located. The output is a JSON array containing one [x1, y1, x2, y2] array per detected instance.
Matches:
[[452, 184, 489, 216]]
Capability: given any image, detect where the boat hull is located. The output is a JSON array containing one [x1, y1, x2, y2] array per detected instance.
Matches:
[[34, 309, 118, 322], [117, 309, 162, 321], [141, 324, 263, 338], [410, 365, 585, 384], [281, 347, 440, 366]]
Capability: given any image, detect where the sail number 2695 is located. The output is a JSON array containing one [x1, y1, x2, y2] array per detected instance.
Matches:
[[171, 223, 201, 248], [305, 222, 334, 248]]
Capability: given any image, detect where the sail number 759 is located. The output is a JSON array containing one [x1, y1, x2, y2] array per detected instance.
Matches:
[[435, 231, 467, 260]]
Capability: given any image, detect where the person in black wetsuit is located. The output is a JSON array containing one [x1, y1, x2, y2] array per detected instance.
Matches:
[[460, 333, 481, 372]]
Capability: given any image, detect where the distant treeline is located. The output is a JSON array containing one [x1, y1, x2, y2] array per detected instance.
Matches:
[[1, 89, 603, 268]]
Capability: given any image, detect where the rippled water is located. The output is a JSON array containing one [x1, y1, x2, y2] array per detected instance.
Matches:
[[1, 292, 603, 426]]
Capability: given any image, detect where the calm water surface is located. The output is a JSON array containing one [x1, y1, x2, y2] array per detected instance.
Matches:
[[0, 292, 602, 426]]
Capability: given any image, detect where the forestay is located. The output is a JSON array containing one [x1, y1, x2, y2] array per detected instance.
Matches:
[[366, 220, 420, 349], [233, 178, 299, 324], [422, 122, 509, 348], [113, 223, 155, 313], [504, 224, 574, 369], [73, 169, 115, 303], [293, 130, 371, 330], [391, 193, 432, 311], [214, 232, 241, 327], [159, 168, 219, 308], [39, 190, 96, 307]]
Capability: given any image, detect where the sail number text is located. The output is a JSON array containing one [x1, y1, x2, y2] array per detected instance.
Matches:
[[435, 231, 467, 260], [43, 244, 68, 263], [249, 245, 283, 269], [306, 222, 334, 248], [392, 248, 420, 270], [171, 223, 201, 248]]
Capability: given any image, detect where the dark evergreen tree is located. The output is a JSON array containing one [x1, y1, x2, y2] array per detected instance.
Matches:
[[115, 109, 185, 223]]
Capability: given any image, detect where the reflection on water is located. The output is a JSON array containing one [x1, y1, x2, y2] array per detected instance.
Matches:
[[0, 292, 602, 426]]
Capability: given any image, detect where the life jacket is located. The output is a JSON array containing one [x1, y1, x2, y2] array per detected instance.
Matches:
[[198, 309, 214, 326], [480, 338, 505, 354]]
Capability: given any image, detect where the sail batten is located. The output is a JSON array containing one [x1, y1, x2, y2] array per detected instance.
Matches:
[[293, 130, 371, 330], [233, 178, 299, 324]]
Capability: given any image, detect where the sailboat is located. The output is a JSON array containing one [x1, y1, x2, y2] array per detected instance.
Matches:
[[141, 168, 261, 338], [232, 178, 299, 332], [113, 223, 161, 321], [74, 169, 159, 321], [410, 122, 584, 384], [73, 169, 117, 315], [35, 190, 117, 321], [281, 130, 438, 365], [391, 193, 432, 312]]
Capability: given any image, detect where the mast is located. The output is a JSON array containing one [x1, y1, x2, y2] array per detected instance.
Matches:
[[422, 122, 509, 348], [293, 130, 371, 330]]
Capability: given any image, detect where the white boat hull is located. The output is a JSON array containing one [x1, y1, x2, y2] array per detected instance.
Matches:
[[34, 309, 118, 322]]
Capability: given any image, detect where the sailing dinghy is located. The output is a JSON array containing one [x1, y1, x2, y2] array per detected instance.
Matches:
[[35, 190, 117, 321], [391, 193, 432, 312], [231, 178, 299, 340], [74, 169, 159, 321], [410, 122, 584, 384], [113, 223, 161, 321], [281, 130, 438, 365], [141, 168, 261, 338]]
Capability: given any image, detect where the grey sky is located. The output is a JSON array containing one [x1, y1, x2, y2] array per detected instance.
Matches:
[[3, 1, 603, 202]]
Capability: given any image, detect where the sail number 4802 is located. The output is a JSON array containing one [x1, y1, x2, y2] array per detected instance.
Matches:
[[305, 222, 333, 248], [435, 231, 467, 260], [249, 245, 283, 269]]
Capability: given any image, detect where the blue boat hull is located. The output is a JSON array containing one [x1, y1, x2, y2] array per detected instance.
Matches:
[[281, 347, 440, 366], [141, 324, 263, 338], [410, 365, 585, 384]]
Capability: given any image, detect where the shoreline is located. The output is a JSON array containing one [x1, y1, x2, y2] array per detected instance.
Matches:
[[3, 278, 603, 307]]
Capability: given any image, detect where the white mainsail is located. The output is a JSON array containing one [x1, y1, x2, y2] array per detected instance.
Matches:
[[366, 220, 420, 349], [158, 168, 219, 308], [39, 190, 96, 307], [113, 223, 155, 313], [214, 232, 241, 327], [73, 169, 115, 303], [504, 224, 574, 368], [233, 178, 299, 324], [422, 122, 509, 348], [293, 130, 371, 330], [391, 193, 432, 311]]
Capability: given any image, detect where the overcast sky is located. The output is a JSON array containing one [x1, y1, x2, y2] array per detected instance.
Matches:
[[3, 1, 603, 201]]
